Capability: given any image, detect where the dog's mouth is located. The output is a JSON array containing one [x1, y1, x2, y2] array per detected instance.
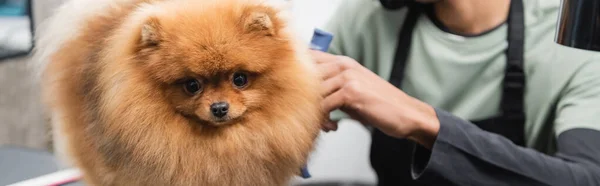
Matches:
[[211, 116, 236, 125], [182, 113, 242, 127]]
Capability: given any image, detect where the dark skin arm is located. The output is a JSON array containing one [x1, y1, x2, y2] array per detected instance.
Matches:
[[313, 50, 439, 148], [314, 50, 600, 186]]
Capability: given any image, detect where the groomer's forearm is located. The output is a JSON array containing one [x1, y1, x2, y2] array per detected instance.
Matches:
[[409, 108, 600, 186]]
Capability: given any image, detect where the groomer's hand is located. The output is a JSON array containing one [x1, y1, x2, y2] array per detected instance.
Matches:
[[312, 50, 440, 148]]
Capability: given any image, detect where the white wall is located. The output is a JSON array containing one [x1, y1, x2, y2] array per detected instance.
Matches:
[[288, 0, 377, 184]]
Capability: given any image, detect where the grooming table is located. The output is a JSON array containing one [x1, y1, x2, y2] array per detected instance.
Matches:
[[0, 146, 83, 186]]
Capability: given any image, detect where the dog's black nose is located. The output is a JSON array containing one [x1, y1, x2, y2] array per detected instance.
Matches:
[[210, 102, 229, 118]]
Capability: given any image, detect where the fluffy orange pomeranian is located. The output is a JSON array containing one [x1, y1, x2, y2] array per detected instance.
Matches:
[[33, 0, 323, 185]]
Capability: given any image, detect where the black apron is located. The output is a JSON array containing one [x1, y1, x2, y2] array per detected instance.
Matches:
[[370, 1, 526, 185]]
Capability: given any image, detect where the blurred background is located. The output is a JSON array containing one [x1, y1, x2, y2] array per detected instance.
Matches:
[[0, 0, 32, 60], [0, 0, 377, 185]]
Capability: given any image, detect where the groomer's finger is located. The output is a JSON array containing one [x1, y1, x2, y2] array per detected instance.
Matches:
[[317, 62, 344, 80], [321, 88, 348, 113], [310, 50, 338, 64], [321, 70, 353, 97]]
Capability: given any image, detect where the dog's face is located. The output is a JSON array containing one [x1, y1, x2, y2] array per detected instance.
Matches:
[[132, 2, 294, 127], [166, 69, 255, 126]]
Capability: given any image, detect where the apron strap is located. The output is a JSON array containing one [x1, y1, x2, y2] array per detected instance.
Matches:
[[388, 4, 422, 87], [386, 0, 526, 145], [499, 0, 526, 145], [370, 1, 527, 185]]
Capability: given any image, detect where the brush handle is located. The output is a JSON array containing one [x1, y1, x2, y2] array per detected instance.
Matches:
[[310, 28, 334, 52], [299, 28, 334, 179]]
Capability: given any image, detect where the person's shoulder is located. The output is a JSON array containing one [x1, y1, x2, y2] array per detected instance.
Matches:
[[324, 0, 406, 34], [552, 46, 600, 70], [549, 47, 600, 135], [523, 0, 588, 73], [523, 0, 561, 25], [323, 0, 407, 57], [526, 0, 600, 66], [524, 0, 561, 14], [523, 1, 600, 108], [533, 45, 600, 102], [331, 0, 387, 18]]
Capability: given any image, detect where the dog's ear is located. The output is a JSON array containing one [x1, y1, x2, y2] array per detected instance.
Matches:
[[140, 17, 161, 47], [243, 11, 275, 36]]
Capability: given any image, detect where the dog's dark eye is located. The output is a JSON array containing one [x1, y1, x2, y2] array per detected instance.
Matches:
[[183, 79, 202, 95], [232, 72, 248, 88]]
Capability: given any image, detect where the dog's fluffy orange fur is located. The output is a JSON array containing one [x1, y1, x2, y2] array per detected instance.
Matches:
[[33, 0, 322, 185]]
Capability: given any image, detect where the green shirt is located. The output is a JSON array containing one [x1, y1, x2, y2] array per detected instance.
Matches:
[[324, 0, 600, 153]]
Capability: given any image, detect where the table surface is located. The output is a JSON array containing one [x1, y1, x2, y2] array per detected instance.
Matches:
[[0, 146, 373, 186], [0, 146, 83, 186]]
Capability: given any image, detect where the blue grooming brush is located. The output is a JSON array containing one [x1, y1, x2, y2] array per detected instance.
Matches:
[[299, 28, 334, 179], [310, 28, 334, 52]]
